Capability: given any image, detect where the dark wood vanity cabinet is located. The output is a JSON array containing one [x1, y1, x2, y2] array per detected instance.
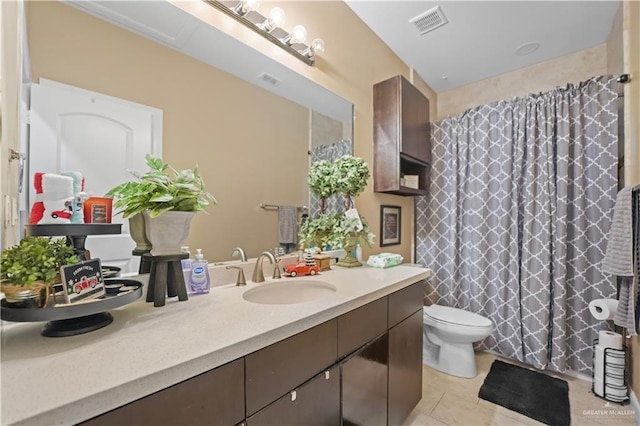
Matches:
[[246, 366, 340, 426], [244, 319, 338, 416], [80, 358, 245, 426], [388, 310, 424, 426], [374, 75, 431, 196], [82, 281, 425, 426], [342, 333, 389, 426]]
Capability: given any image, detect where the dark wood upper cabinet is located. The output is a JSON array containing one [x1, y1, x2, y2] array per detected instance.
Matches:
[[374, 75, 431, 196]]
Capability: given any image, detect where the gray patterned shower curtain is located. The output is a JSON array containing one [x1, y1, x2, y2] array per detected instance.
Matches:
[[415, 75, 620, 374]]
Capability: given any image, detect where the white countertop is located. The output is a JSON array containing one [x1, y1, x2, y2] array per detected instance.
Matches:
[[1, 264, 430, 425]]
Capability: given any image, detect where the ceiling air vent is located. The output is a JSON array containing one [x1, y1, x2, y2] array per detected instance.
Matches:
[[257, 72, 282, 86], [409, 6, 448, 35]]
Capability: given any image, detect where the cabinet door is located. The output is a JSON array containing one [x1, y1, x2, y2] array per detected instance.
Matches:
[[400, 77, 430, 164], [245, 319, 338, 416], [341, 333, 389, 426], [246, 366, 340, 426], [388, 310, 423, 426], [80, 358, 245, 426]]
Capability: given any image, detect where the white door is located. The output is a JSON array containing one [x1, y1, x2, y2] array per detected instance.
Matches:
[[29, 79, 162, 273]]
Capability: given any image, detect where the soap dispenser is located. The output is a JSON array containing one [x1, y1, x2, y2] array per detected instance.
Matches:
[[189, 249, 211, 295]]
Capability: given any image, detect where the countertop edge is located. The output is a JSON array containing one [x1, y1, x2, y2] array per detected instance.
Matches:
[[5, 268, 430, 425]]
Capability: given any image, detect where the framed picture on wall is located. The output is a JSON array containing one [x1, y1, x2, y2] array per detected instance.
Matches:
[[380, 205, 401, 246]]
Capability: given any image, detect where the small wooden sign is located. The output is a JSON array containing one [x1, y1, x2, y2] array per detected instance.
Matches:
[[60, 258, 106, 303], [313, 254, 332, 271]]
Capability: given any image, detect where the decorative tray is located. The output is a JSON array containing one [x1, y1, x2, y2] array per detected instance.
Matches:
[[1, 279, 143, 337]]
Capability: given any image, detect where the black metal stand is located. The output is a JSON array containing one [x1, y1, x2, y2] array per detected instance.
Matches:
[[42, 313, 114, 337], [144, 253, 189, 307], [25, 224, 122, 260], [591, 338, 630, 404]]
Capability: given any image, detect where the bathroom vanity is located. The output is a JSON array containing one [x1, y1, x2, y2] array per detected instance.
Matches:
[[0, 264, 430, 425]]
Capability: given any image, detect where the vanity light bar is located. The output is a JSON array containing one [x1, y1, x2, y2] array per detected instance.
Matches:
[[203, 0, 317, 66]]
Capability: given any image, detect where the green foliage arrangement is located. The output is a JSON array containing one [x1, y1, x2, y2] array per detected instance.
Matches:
[[307, 160, 336, 200], [299, 214, 340, 250], [334, 155, 370, 199], [1, 237, 79, 286], [106, 154, 217, 219], [301, 155, 374, 253], [333, 215, 375, 248]]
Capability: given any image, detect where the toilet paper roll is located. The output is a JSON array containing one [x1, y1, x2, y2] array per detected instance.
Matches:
[[589, 299, 619, 320], [598, 330, 623, 350], [594, 345, 625, 380], [604, 383, 628, 400]]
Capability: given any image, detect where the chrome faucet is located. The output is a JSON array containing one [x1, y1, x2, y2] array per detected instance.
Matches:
[[252, 251, 276, 283], [231, 247, 247, 262]]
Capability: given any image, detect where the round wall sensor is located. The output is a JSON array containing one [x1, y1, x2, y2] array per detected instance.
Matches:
[[515, 42, 540, 56]]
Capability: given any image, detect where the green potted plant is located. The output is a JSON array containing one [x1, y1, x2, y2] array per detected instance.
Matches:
[[300, 155, 375, 267], [106, 154, 217, 255], [307, 160, 337, 214], [334, 155, 370, 210], [1, 237, 79, 308], [299, 213, 340, 251]]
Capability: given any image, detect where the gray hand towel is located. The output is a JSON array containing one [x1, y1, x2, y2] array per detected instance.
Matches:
[[613, 277, 637, 335], [602, 187, 633, 276], [278, 206, 298, 245]]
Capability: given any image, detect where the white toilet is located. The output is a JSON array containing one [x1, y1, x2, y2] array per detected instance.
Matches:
[[422, 305, 493, 378]]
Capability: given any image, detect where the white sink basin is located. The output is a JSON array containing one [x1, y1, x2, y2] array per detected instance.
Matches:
[[242, 280, 337, 305]]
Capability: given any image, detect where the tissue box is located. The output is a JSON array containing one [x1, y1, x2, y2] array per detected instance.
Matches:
[[367, 253, 404, 268]]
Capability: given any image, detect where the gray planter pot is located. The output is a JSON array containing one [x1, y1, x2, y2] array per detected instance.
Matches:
[[129, 214, 152, 251], [143, 210, 195, 256]]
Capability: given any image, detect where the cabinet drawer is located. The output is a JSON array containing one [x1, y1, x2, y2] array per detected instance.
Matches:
[[338, 297, 387, 358], [246, 365, 340, 426], [81, 358, 245, 426], [388, 281, 425, 328], [245, 319, 338, 416]]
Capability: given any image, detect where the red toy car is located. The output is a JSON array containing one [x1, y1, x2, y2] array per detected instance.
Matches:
[[51, 209, 72, 219], [284, 262, 320, 277]]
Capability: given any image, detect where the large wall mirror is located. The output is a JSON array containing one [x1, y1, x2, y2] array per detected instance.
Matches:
[[25, 0, 353, 267]]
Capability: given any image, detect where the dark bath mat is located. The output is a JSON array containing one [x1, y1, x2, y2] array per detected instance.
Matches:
[[478, 360, 571, 426]]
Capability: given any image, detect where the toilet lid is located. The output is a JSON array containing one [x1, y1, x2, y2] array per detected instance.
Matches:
[[425, 305, 492, 327]]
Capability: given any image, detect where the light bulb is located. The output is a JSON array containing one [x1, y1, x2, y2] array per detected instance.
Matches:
[[259, 7, 285, 32], [289, 25, 307, 44], [233, 0, 259, 16], [310, 38, 325, 54], [303, 38, 326, 58], [268, 7, 286, 28]]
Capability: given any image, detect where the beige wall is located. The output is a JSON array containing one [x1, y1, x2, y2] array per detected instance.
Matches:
[[438, 44, 608, 120], [621, 0, 640, 400], [25, 1, 435, 264], [180, 0, 437, 263], [27, 1, 310, 262]]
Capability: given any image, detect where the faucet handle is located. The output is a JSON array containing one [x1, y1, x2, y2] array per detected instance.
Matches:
[[226, 266, 246, 286], [272, 258, 282, 279]]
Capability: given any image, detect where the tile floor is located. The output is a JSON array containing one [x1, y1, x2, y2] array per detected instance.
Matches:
[[403, 352, 637, 426]]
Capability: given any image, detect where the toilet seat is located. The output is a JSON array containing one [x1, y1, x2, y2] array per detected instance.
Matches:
[[424, 305, 492, 328]]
